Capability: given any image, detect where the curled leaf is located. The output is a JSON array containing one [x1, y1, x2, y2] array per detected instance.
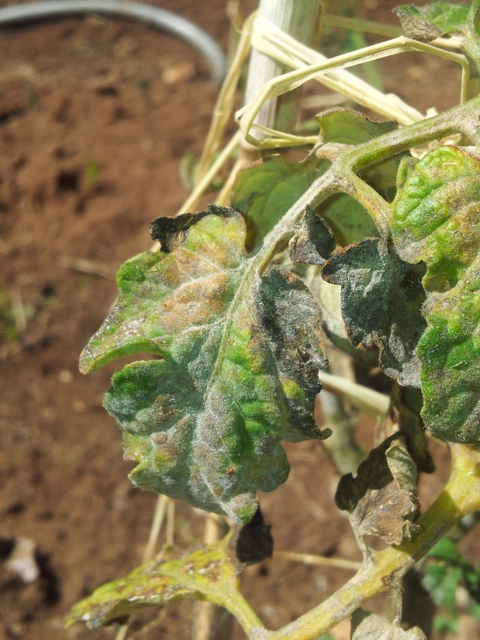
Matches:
[[235, 506, 273, 566], [289, 206, 336, 266], [391, 385, 435, 474], [393, 147, 480, 443], [80, 206, 329, 522], [335, 435, 421, 547], [322, 238, 426, 386], [66, 530, 248, 630]]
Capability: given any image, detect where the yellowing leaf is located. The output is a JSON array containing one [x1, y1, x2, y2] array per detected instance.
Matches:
[[66, 531, 249, 630]]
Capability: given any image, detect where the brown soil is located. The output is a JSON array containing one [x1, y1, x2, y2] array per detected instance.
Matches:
[[0, 2, 475, 640]]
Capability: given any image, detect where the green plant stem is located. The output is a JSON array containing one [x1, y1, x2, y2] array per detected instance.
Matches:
[[305, 95, 480, 236], [249, 444, 480, 640], [193, 515, 233, 640], [219, 589, 266, 639]]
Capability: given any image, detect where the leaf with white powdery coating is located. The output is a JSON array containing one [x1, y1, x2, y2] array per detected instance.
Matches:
[[79, 206, 329, 522], [393, 146, 480, 443], [321, 238, 426, 386]]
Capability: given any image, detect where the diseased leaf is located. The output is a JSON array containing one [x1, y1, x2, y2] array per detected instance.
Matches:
[[394, 3, 470, 42], [351, 609, 426, 639], [235, 506, 273, 565], [80, 206, 329, 523], [231, 154, 328, 250], [322, 238, 427, 386], [66, 530, 246, 630], [307, 271, 379, 367], [289, 206, 336, 266], [335, 434, 421, 547], [391, 385, 435, 474], [393, 147, 480, 443]]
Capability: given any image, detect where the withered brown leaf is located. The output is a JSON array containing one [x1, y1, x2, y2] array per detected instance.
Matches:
[[335, 434, 421, 547]]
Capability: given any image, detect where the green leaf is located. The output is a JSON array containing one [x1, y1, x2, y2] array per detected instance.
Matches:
[[66, 530, 250, 630], [394, 3, 470, 42], [317, 108, 403, 241], [231, 154, 328, 250], [426, 538, 480, 606], [317, 107, 398, 145], [232, 109, 405, 252], [80, 206, 329, 522], [393, 147, 480, 443], [322, 238, 426, 386], [428, 538, 463, 564], [316, 193, 380, 246], [317, 107, 403, 203], [423, 561, 463, 610]]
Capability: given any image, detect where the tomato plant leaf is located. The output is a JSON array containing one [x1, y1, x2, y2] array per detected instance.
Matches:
[[317, 107, 398, 145], [351, 609, 427, 639], [322, 238, 426, 386], [316, 108, 404, 243], [335, 435, 421, 546], [393, 147, 480, 443], [231, 121, 382, 250], [231, 154, 328, 250], [317, 107, 403, 203], [235, 506, 273, 565], [391, 386, 435, 474], [289, 206, 336, 266], [79, 206, 329, 522], [315, 193, 379, 246], [424, 537, 480, 609], [66, 530, 249, 630], [394, 3, 470, 42]]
